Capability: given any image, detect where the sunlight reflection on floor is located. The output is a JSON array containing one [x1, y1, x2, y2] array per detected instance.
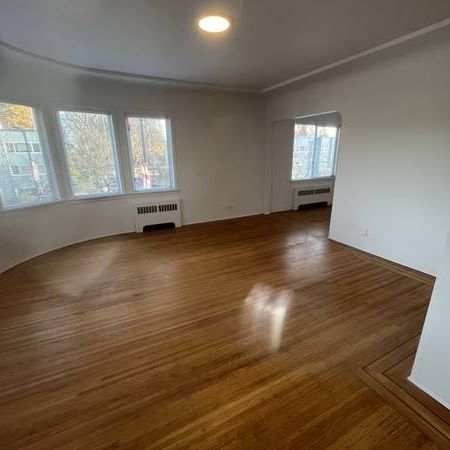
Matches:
[[29, 244, 120, 297], [242, 283, 293, 352]]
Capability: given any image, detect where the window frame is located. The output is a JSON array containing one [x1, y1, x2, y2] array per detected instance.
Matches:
[[0, 98, 59, 209], [124, 112, 178, 193], [290, 123, 341, 182], [56, 107, 123, 199], [0, 100, 180, 212], [9, 165, 21, 176]]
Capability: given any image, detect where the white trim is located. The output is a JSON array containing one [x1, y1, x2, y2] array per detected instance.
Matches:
[[0, 40, 258, 95], [125, 111, 171, 119], [42, 106, 72, 198], [295, 110, 339, 122], [269, 207, 293, 213], [291, 176, 335, 184], [0, 189, 180, 213], [182, 210, 263, 226], [110, 111, 128, 193], [107, 113, 123, 193], [0, 208, 262, 274], [0, 97, 41, 109], [56, 105, 118, 115], [407, 376, 450, 411], [263, 18, 450, 93], [333, 128, 341, 176], [33, 107, 61, 200], [1, 19, 449, 95], [67, 189, 180, 205], [166, 117, 177, 190]]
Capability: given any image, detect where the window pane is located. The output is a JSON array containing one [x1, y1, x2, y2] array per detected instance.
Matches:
[[292, 124, 316, 180], [314, 126, 338, 178], [58, 111, 119, 196], [291, 123, 338, 180], [127, 117, 174, 191], [0, 102, 55, 208]]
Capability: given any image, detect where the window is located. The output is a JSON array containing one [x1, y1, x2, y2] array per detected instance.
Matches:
[[0, 101, 56, 208], [58, 110, 120, 197], [1, 104, 178, 209], [9, 165, 21, 175], [126, 116, 175, 191], [292, 123, 339, 180]]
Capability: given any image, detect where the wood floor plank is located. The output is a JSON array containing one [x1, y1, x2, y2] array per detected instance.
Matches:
[[0, 207, 442, 449], [360, 334, 450, 448]]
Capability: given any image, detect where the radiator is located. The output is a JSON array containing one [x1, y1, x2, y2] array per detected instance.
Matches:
[[134, 199, 181, 232], [293, 184, 333, 209]]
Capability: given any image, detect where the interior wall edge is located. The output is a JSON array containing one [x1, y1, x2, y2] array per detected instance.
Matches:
[[265, 26, 450, 277], [327, 233, 436, 277], [407, 376, 450, 412]]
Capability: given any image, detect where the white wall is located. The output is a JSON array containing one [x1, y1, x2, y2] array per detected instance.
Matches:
[[265, 26, 450, 275], [0, 45, 265, 272], [410, 229, 450, 408], [267, 120, 295, 212], [2, 27, 450, 277]]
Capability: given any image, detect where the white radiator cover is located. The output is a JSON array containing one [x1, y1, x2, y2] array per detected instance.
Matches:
[[292, 181, 334, 210], [134, 198, 182, 232]]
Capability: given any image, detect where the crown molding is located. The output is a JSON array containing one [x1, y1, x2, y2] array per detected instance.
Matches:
[[2, 17, 449, 96], [262, 18, 450, 93], [0, 40, 259, 95]]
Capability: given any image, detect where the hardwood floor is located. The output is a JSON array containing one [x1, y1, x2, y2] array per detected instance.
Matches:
[[359, 336, 450, 448], [0, 207, 444, 449]]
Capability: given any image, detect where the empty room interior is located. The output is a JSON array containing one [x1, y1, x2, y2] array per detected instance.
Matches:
[[1, 1, 450, 448]]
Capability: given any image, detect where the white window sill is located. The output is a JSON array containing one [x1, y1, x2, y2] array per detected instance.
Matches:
[[0, 189, 180, 213], [290, 176, 335, 183]]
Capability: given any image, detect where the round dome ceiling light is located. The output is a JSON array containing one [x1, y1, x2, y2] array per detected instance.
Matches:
[[198, 15, 231, 33]]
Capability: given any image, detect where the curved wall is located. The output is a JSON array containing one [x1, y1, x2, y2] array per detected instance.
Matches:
[[0, 45, 265, 273], [0, 194, 172, 273]]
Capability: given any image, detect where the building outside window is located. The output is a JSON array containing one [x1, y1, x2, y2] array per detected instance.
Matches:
[[291, 119, 340, 181], [0, 102, 55, 208]]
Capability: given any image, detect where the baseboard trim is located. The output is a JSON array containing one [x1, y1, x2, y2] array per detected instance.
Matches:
[[408, 376, 450, 412], [329, 239, 435, 286], [356, 337, 450, 447], [182, 211, 263, 226], [0, 210, 265, 275]]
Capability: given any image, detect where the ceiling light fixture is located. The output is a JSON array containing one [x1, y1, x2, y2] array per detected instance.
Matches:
[[198, 15, 230, 33]]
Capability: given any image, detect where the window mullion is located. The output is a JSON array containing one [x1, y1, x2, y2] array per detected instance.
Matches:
[[311, 125, 318, 179], [332, 127, 341, 176], [166, 118, 176, 188], [112, 111, 133, 194], [41, 107, 72, 199]]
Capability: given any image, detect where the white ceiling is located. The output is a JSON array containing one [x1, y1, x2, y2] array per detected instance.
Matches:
[[1, 0, 449, 91]]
